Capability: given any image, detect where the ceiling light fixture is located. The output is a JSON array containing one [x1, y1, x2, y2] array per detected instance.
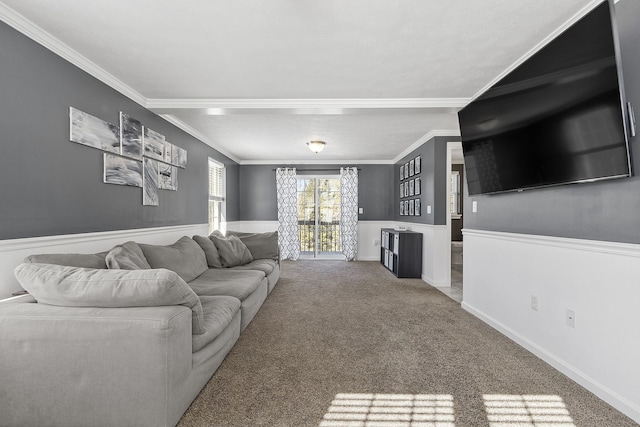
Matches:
[[307, 140, 326, 153]]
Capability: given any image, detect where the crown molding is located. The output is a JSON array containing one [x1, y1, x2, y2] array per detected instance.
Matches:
[[469, 0, 604, 103], [239, 159, 395, 165], [393, 129, 461, 164], [147, 98, 471, 115], [158, 114, 240, 164], [0, 3, 147, 107]]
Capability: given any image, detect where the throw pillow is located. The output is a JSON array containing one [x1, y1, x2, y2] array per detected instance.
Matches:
[[227, 230, 279, 260], [192, 235, 223, 268], [14, 263, 206, 335], [138, 236, 208, 282], [105, 241, 152, 270], [209, 234, 254, 267]]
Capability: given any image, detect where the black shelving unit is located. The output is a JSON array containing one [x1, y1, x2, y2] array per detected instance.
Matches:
[[380, 228, 423, 278]]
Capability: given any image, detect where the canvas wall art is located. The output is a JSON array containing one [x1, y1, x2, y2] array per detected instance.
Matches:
[[143, 158, 159, 206], [143, 127, 165, 161], [163, 141, 173, 164], [172, 146, 187, 168], [69, 107, 119, 154], [104, 153, 142, 187], [158, 163, 177, 191], [69, 107, 188, 207], [120, 112, 143, 159]]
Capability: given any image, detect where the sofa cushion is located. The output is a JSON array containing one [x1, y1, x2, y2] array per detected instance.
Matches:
[[230, 259, 277, 275], [227, 230, 279, 260], [14, 263, 206, 334], [210, 235, 253, 267], [188, 269, 265, 301], [192, 296, 241, 352], [105, 241, 151, 270], [192, 235, 223, 268], [139, 236, 208, 282], [23, 252, 107, 269]]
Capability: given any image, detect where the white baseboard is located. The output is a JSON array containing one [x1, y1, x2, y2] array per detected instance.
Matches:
[[0, 224, 208, 300]]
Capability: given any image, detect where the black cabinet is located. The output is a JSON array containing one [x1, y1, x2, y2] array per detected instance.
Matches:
[[380, 228, 423, 278]]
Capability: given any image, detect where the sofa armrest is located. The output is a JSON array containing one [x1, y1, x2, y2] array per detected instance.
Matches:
[[0, 302, 193, 426]]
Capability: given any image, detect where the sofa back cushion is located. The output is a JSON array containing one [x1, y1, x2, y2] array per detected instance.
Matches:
[[226, 230, 279, 260], [24, 252, 108, 269], [105, 241, 152, 270], [209, 234, 254, 267], [192, 235, 223, 268], [14, 263, 206, 334], [138, 236, 208, 282]]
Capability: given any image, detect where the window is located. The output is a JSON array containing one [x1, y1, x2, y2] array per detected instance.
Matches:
[[208, 158, 225, 234]]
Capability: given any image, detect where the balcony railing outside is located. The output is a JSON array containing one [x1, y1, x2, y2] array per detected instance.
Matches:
[[299, 220, 342, 253]]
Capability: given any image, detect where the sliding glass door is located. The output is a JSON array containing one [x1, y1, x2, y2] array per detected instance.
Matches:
[[297, 177, 342, 258]]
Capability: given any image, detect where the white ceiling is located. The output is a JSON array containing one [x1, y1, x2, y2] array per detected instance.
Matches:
[[0, 0, 600, 163]]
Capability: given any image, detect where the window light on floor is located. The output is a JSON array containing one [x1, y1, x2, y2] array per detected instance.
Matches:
[[319, 393, 576, 427]]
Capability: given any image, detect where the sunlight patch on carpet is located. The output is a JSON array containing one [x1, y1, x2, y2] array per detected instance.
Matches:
[[319, 393, 455, 427], [483, 394, 575, 427]]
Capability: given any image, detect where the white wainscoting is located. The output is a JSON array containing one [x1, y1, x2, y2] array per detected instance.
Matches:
[[0, 224, 209, 300], [462, 229, 640, 424], [226, 221, 279, 234]]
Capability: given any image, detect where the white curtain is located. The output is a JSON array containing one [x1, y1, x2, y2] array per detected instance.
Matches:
[[276, 168, 300, 260], [340, 167, 358, 261]]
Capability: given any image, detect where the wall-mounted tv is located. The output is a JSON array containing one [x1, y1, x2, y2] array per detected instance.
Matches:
[[458, 0, 632, 195]]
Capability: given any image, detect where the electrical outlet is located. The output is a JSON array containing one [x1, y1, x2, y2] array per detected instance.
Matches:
[[531, 295, 539, 311], [472, 201, 478, 213], [566, 309, 576, 328]]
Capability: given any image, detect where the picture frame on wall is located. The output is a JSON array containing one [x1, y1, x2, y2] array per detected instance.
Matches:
[[404, 162, 409, 178], [400, 201, 405, 216], [415, 198, 421, 216], [404, 200, 409, 214], [415, 177, 421, 195], [404, 182, 409, 197], [409, 199, 415, 216], [415, 155, 421, 174], [409, 179, 415, 196], [400, 183, 404, 198], [409, 159, 415, 176], [400, 165, 405, 181]]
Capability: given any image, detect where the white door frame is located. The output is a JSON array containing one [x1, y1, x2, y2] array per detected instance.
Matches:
[[444, 141, 463, 287]]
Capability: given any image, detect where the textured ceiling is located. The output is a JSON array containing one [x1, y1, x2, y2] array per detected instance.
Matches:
[[0, 0, 599, 162]]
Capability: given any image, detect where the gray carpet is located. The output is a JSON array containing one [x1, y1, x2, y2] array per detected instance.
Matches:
[[179, 260, 636, 427]]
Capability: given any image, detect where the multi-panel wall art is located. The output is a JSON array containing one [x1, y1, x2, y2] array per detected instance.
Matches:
[[69, 107, 188, 206], [399, 154, 422, 217]]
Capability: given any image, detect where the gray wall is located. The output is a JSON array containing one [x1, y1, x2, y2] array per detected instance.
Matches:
[[0, 21, 239, 240], [238, 164, 394, 221], [395, 136, 460, 225], [462, 0, 640, 244]]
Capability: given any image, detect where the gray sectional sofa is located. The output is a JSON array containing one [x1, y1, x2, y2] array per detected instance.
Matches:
[[0, 231, 279, 427]]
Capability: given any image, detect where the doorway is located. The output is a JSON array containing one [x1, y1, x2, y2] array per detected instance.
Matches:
[[442, 141, 464, 302], [297, 176, 342, 258]]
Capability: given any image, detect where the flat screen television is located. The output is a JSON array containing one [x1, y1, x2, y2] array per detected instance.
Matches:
[[458, 0, 632, 195]]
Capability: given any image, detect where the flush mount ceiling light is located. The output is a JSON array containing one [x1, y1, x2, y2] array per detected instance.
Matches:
[[307, 140, 326, 153]]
